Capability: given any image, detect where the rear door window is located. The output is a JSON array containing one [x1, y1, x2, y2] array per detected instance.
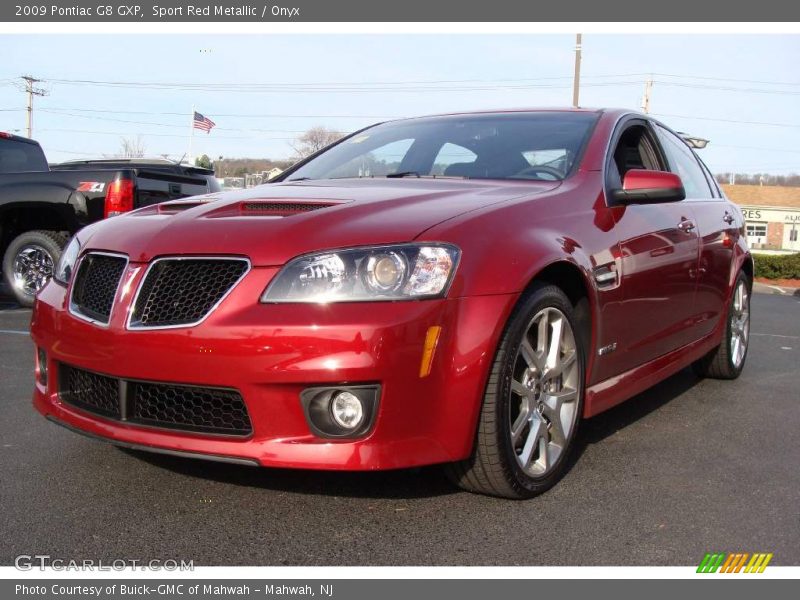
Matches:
[[654, 126, 714, 199]]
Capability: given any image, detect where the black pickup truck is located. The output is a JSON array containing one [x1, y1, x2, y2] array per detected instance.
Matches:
[[0, 132, 220, 306]]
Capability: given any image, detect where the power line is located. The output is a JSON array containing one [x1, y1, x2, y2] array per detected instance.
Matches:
[[29, 72, 800, 89], [647, 72, 800, 87], [651, 113, 800, 129], [41, 73, 635, 88], [39, 76, 644, 94], [38, 109, 311, 133], [656, 81, 800, 96], [36, 127, 297, 141], [4, 72, 797, 98], [37, 106, 400, 119]]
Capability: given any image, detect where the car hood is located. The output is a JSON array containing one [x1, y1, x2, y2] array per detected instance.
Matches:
[[82, 178, 560, 266]]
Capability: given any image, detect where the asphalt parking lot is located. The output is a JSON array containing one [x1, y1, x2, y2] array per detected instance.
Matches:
[[1, 289, 798, 566]]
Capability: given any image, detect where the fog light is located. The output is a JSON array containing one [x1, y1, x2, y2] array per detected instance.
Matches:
[[330, 391, 364, 429], [37, 347, 48, 386], [300, 385, 380, 438]]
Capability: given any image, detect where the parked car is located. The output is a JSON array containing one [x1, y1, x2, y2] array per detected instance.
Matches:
[[30, 109, 752, 498], [0, 133, 220, 306]]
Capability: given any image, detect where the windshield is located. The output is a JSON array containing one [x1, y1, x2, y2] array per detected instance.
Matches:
[[285, 111, 598, 183]]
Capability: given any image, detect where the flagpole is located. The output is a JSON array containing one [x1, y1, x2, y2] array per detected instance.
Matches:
[[188, 104, 195, 164]]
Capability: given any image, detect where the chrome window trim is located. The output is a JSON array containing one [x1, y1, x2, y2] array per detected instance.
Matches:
[[67, 251, 130, 328], [125, 255, 252, 331]]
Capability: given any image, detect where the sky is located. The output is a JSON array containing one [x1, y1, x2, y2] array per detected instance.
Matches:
[[1, 34, 798, 175]]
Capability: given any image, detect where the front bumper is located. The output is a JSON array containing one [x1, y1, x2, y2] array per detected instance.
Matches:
[[31, 271, 516, 470]]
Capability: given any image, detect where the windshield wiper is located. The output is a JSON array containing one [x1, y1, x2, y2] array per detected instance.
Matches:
[[287, 177, 312, 182], [386, 171, 421, 178]]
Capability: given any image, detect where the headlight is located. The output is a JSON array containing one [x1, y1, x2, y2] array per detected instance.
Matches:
[[261, 243, 460, 303], [54, 236, 81, 285]]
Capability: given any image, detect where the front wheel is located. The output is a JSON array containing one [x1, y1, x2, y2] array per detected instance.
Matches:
[[2, 230, 68, 307], [692, 271, 751, 380], [445, 284, 585, 499]]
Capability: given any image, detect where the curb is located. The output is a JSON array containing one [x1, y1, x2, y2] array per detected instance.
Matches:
[[753, 281, 800, 296]]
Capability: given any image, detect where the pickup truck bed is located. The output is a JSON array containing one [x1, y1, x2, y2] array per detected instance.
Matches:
[[0, 133, 220, 306]]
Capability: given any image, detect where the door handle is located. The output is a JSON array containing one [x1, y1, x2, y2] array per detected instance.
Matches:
[[677, 219, 696, 233], [723, 212, 735, 225]]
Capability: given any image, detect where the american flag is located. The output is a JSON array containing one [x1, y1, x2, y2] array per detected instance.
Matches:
[[193, 111, 216, 133]]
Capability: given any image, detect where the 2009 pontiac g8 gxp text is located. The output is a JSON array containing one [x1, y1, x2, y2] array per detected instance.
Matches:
[[30, 109, 752, 498]]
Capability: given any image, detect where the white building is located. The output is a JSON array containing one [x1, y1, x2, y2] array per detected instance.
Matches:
[[721, 185, 800, 252]]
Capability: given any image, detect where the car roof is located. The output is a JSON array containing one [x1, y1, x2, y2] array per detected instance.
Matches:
[[377, 107, 632, 126]]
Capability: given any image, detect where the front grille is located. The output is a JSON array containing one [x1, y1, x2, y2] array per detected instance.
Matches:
[[58, 364, 252, 436], [70, 253, 127, 324], [129, 258, 248, 328]]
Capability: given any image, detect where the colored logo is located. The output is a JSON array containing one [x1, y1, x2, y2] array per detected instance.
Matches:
[[697, 552, 773, 573]]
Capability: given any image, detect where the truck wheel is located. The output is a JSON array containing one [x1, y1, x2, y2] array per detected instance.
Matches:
[[2, 230, 68, 308]]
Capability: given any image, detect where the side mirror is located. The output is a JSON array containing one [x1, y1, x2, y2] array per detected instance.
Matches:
[[611, 169, 686, 204]]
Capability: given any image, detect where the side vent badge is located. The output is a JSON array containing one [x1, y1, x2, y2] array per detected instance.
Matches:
[[598, 343, 618, 356]]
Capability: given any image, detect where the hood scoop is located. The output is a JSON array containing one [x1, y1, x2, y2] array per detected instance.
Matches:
[[239, 200, 339, 215], [202, 199, 346, 218], [157, 201, 206, 214]]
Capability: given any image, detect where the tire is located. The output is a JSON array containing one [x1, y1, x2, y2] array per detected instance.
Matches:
[[2, 230, 68, 308], [692, 271, 751, 380], [445, 283, 586, 499]]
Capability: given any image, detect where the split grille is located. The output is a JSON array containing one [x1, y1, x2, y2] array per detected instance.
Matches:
[[58, 364, 253, 437], [129, 258, 249, 328], [69, 253, 127, 324]]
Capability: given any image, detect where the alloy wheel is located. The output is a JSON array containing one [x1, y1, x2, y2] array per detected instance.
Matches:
[[730, 280, 750, 368], [509, 307, 580, 477]]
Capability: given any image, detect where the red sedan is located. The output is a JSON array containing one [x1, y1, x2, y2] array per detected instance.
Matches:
[[30, 109, 752, 498]]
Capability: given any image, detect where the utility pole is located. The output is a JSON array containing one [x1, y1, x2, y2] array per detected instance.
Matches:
[[21, 75, 48, 138], [572, 34, 582, 108], [641, 77, 653, 114]]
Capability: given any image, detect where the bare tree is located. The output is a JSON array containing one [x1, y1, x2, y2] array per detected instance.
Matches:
[[119, 136, 146, 158], [290, 127, 344, 160]]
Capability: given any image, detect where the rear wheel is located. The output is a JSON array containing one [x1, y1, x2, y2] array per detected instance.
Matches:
[[692, 271, 751, 380], [445, 284, 585, 499], [2, 230, 68, 307]]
